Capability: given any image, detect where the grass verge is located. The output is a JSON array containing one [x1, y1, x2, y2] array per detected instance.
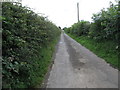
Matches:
[[67, 33, 119, 70], [31, 37, 60, 88]]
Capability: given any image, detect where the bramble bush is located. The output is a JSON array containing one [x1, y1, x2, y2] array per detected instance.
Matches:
[[2, 2, 61, 88]]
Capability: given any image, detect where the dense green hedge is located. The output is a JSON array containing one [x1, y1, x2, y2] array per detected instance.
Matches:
[[64, 1, 119, 42], [2, 2, 61, 88]]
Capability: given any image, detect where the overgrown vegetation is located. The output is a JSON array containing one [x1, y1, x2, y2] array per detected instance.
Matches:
[[2, 2, 61, 88], [64, 1, 119, 69]]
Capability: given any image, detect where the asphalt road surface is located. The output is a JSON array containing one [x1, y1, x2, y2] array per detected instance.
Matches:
[[46, 31, 118, 88]]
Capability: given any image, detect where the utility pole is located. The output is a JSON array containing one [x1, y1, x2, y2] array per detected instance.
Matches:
[[77, 2, 79, 22]]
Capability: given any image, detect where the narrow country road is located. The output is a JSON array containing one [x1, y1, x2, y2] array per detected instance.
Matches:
[[46, 31, 118, 88]]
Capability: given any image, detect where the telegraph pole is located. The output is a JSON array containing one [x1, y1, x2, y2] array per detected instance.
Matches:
[[77, 2, 79, 22]]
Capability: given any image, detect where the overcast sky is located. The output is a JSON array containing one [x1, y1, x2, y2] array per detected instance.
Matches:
[[22, 0, 117, 28]]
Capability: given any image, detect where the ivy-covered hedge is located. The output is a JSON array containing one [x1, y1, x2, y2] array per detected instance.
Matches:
[[2, 2, 61, 88]]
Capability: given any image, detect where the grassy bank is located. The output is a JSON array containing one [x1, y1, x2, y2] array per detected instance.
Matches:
[[67, 33, 119, 70], [29, 37, 60, 88]]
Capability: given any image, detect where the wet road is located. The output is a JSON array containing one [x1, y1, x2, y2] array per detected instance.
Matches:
[[47, 32, 118, 88]]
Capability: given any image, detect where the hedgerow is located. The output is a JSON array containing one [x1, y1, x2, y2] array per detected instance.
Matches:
[[2, 2, 61, 88], [64, 1, 119, 42]]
